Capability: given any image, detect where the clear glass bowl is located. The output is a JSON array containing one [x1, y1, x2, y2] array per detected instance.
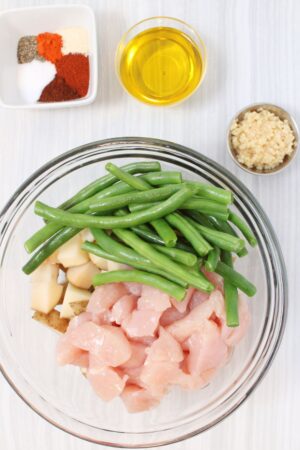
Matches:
[[0, 138, 287, 447]]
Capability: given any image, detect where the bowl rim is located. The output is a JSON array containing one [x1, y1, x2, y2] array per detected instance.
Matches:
[[0, 137, 288, 447], [0, 4, 98, 109], [226, 102, 299, 175]]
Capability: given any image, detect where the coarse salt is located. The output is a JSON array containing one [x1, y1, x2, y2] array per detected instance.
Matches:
[[17, 60, 56, 103]]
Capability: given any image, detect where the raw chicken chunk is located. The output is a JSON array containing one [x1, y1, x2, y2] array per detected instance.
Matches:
[[87, 283, 127, 314], [138, 285, 171, 312], [87, 367, 127, 401], [122, 309, 161, 338], [121, 385, 160, 413]]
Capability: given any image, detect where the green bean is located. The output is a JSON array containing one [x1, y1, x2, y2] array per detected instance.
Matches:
[[59, 161, 161, 210], [34, 187, 194, 230], [93, 270, 186, 301], [106, 162, 152, 191], [25, 172, 176, 254], [152, 244, 197, 267], [88, 185, 184, 213], [128, 225, 194, 253], [185, 181, 233, 205], [186, 217, 245, 253], [220, 251, 239, 326], [166, 212, 212, 256], [144, 171, 182, 185], [205, 247, 220, 272], [178, 198, 229, 221], [82, 241, 187, 287], [129, 202, 158, 213], [215, 261, 256, 297], [22, 227, 79, 275], [207, 216, 248, 257], [113, 228, 214, 293], [224, 278, 239, 327], [185, 210, 214, 228], [129, 198, 229, 221], [150, 219, 177, 247], [228, 211, 257, 247]]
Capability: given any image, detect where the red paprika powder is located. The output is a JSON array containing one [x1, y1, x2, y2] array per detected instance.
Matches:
[[39, 75, 80, 102], [56, 54, 89, 97], [37, 32, 62, 63]]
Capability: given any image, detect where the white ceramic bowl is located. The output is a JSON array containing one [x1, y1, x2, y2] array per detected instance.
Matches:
[[0, 4, 98, 109]]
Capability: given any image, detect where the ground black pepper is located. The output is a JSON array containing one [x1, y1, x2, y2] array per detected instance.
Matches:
[[17, 36, 44, 64]]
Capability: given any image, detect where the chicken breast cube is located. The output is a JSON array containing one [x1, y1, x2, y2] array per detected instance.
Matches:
[[87, 367, 127, 401], [87, 283, 128, 314], [68, 322, 132, 367], [110, 294, 137, 325], [186, 321, 228, 376], [57, 234, 89, 268], [140, 361, 180, 397], [31, 263, 64, 314], [146, 327, 183, 363], [56, 334, 87, 366], [138, 285, 171, 312], [121, 342, 147, 370], [121, 385, 160, 413], [122, 309, 161, 338], [170, 287, 195, 313], [166, 290, 225, 342]]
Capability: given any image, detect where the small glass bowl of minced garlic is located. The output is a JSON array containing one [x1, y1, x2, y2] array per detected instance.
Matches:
[[227, 103, 299, 175]]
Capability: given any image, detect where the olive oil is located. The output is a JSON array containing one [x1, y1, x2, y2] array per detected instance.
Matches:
[[118, 27, 204, 105]]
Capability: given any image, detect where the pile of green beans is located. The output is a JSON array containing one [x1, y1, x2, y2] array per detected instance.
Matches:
[[23, 161, 258, 326]]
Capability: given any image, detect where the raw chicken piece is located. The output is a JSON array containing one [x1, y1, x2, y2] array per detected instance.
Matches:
[[56, 334, 87, 366], [68, 322, 132, 366], [89, 352, 105, 374], [186, 320, 228, 376], [121, 366, 144, 386], [160, 307, 188, 327], [222, 297, 250, 346], [121, 342, 147, 369], [124, 282, 142, 296], [121, 385, 160, 413], [146, 327, 183, 363], [173, 369, 206, 390], [72, 351, 89, 368], [189, 290, 209, 310], [138, 285, 171, 312], [170, 287, 195, 313], [87, 367, 127, 401], [140, 361, 181, 396], [87, 283, 127, 314], [203, 270, 224, 292], [166, 291, 225, 342], [130, 336, 156, 346], [122, 309, 161, 338], [110, 294, 137, 324], [67, 312, 93, 331]]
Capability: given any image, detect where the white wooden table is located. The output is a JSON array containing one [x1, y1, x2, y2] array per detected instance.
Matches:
[[0, 0, 299, 448]]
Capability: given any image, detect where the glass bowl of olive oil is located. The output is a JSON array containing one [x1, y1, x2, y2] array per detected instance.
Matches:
[[116, 17, 207, 106]]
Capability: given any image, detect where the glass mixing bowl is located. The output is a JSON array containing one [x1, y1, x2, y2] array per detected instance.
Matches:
[[0, 138, 287, 447]]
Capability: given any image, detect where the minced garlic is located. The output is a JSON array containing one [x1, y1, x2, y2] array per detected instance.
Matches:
[[230, 108, 295, 170]]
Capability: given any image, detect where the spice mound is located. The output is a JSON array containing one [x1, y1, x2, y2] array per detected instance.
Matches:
[[16, 27, 90, 103], [230, 108, 296, 171]]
